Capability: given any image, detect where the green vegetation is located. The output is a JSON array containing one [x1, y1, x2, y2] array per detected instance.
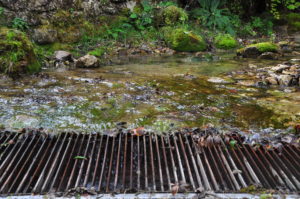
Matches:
[[214, 34, 237, 49], [0, 28, 40, 75], [157, 5, 188, 26], [162, 27, 206, 52], [191, 0, 234, 34], [286, 12, 300, 31], [247, 42, 278, 52], [88, 47, 106, 57], [11, 18, 28, 31]]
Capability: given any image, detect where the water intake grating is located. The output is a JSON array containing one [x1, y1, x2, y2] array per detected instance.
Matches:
[[0, 131, 299, 196]]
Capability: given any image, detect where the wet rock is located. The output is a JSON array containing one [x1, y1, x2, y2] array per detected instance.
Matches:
[[290, 58, 300, 63], [54, 51, 73, 62], [32, 27, 57, 44], [277, 75, 292, 86], [270, 64, 290, 73], [248, 64, 257, 69], [237, 80, 256, 86], [76, 55, 99, 68], [240, 47, 261, 58], [265, 76, 278, 85], [278, 41, 293, 53], [258, 52, 278, 60], [207, 77, 228, 83]]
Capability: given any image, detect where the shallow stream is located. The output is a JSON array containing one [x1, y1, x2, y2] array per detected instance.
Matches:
[[0, 53, 299, 134]]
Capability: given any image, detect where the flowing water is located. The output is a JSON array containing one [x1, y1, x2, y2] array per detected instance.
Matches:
[[0, 54, 299, 133]]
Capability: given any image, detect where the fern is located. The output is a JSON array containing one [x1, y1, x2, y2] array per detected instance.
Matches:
[[191, 0, 234, 34]]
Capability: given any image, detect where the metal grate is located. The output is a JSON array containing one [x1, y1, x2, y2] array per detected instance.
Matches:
[[0, 131, 299, 196]]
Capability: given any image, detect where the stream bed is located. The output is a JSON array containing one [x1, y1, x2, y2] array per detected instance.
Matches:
[[0, 53, 299, 135]]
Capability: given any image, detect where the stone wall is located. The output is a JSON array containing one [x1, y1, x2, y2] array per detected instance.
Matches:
[[0, 0, 128, 26]]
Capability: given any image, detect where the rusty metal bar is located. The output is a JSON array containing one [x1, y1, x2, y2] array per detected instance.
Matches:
[[113, 134, 122, 191], [130, 135, 134, 190], [166, 135, 179, 185], [149, 134, 156, 191], [137, 136, 141, 190], [83, 133, 98, 187], [172, 135, 186, 184], [178, 134, 195, 190], [122, 133, 128, 190], [154, 135, 164, 191], [106, 136, 116, 192], [98, 136, 110, 191], [143, 135, 149, 190], [92, 134, 103, 187], [75, 134, 92, 188], [160, 136, 171, 191], [190, 136, 212, 190]]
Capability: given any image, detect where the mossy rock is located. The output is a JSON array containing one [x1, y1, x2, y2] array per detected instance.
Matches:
[[156, 5, 188, 26], [286, 13, 300, 32], [214, 34, 238, 49], [237, 42, 278, 58], [162, 27, 206, 52], [0, 28, 41, 76]]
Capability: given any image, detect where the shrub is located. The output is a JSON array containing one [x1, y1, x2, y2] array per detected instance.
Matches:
[[157, 5, 188, 26], [162, 27, 206, 52], [0, 28, 41, 75], [214, 34, 238, 49]]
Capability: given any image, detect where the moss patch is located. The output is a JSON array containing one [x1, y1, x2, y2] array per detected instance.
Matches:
[[162, 27, 206, 52], [214, 34, 238, 49], [0, 28, 41, 75], [157, 5, 188, 26], [248, 42, 278, 52]]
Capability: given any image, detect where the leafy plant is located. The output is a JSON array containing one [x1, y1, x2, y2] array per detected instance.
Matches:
[[191, 0, 234, 34], [270, 0, 300, 19], [129, 0, 154, 30], [11, 18, 29, 31]]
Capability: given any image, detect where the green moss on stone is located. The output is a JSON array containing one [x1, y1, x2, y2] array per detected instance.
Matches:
[[214, 34, 238, 49], [0, 28, 41, 75], [157, 5, 188, 26], [237, 42, 278, 54], [247, 42, 278, 52], [162, 27, 206, 52]]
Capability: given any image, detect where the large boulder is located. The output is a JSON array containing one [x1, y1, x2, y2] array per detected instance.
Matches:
[[0, 28, 41, 76], [237, 42, 278, 58], [162, 27, 206, 52]]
